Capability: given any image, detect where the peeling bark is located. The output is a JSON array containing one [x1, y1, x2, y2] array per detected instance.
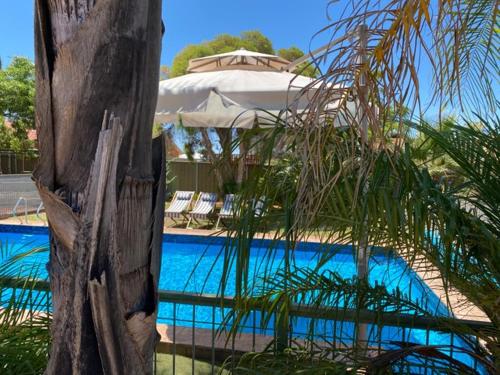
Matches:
[[34, 1, 164, 374]]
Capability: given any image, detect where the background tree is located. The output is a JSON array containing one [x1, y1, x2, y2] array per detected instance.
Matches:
[[169, 31, 275, 78], [34, 1, 165, 373], [410, 117, 462, 182], [0, 57, 36, 152], [277, 46, 318, 78]]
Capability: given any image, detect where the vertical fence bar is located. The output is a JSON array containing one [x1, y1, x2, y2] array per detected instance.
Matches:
[[424, 327, 430, 375], [333, 317, 337, 353], [376, 322, 382, 355], [192, 304, 196, 375], [211, 305, 215, 375], [473, 337, 479, 371], [449, 332, 455, 360], [172, 302, 176, 375], [252, 309, 256, 352], [231, 327, 236, 372], [47, 289, 51, 361]]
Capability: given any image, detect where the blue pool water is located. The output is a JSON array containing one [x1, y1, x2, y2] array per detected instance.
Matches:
[[0, 225, 483, 372], [0, 225, 448, 313]]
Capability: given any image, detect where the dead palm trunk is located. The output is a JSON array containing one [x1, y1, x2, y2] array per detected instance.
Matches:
[[34, 1, 164, 374]]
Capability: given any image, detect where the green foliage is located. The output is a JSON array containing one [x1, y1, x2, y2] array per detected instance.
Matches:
[[170, 31, 313, 78], [0, 57, 36, 152], [152, 123, 164, 138], [0, 242, 51, 374], [407, 116, 489, 184], [240, 31, 274, 54], [155, 353, 228, 374], [206, 34, 245, 54], [0, 116, 11, 149], [219, 116, 498, 372], [222, 348, 353, 374], [277, 46, 318, 78], [170, 44, 216, 78]]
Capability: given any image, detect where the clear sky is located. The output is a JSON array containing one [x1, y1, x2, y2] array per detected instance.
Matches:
[[0, 1, 332, 68], [0, 1, 449, 120]]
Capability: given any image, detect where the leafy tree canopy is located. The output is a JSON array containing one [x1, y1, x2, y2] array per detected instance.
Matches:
[[277, 46, 318, 78], [0, 57, 35, 152], [170, 31, 317, 78]]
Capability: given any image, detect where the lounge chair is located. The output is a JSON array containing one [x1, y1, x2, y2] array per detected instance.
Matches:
[[215, 194, 239, 230], [186, 192, 218, 229], [165, 191, 194, 225]]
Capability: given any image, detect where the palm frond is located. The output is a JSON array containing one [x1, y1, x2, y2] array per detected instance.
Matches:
[[0, 242, 51, 375]]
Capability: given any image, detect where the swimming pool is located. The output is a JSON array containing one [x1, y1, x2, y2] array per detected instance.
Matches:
[[0, 224, 482, 372], [0, 224, 447, 312]]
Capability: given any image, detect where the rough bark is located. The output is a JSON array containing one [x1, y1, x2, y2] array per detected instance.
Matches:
[[34, 1, 164, 374]]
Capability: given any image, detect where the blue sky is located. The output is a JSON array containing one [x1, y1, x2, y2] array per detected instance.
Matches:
[[0, 1, 452, 121], [0, 1, 331, 68]]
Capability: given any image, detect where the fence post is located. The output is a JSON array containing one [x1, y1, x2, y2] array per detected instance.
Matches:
[[195, 160, 199, 192], [276, 194, 292, 351]]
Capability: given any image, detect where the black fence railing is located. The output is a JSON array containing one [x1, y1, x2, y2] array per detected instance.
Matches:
[[1, 276, 493, 374]]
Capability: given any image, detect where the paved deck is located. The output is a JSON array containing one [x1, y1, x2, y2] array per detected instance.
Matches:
[[156, 323, 272, 360]]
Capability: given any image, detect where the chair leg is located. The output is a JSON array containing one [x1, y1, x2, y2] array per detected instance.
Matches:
[[215, 216, 221, 230], [165, 216, 174, 227], [186, 216, 192, 229]]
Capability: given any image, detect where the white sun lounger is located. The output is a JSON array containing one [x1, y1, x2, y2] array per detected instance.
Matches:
[[186, 192, 218, 229], [252, 196, 267, 217], [215, 194, 239, 230], [165, 191, 194, 225]]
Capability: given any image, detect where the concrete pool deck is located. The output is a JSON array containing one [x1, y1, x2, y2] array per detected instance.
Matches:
[[0, 218, 489, 323]]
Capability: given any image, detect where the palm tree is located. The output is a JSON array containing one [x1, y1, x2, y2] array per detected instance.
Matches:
[[217, 0, 498, 372], [33, 1, 165, 373]]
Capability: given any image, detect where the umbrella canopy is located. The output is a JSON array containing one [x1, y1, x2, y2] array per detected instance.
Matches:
[[155, 68, 325, 128], [187, 48, 291, 72]]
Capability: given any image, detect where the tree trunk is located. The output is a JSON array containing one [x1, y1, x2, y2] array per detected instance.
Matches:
[[199, 128, 235, 193], [34, 1, 164, 374], [236, 129, 248, 188], [214, 128, 236, 192]]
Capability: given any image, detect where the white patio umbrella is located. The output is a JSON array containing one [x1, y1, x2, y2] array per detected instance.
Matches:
[[187, 48, 290, 72], [155, 68, 325, 128], [155, 49, 343, 128]]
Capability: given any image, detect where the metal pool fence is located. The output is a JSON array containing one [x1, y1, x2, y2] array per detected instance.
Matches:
[[0, 174, 43, 220], [1, 277, 492, 374]]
